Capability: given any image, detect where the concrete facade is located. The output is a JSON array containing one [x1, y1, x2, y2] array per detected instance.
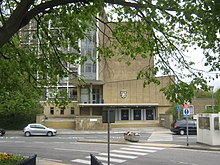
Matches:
[[33, 19, 213, 130]]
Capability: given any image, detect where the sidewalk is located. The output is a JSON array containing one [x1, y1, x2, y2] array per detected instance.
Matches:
[[8, 127, 220, 165]]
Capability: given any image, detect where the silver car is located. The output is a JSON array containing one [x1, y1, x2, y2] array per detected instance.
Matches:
[[23, 123, 57, 137]]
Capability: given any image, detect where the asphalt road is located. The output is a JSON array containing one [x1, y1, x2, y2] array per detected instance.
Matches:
[[1, 132, 217, 165]]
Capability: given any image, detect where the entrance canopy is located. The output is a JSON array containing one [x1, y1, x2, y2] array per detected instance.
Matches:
[[78, 103, 159, 107]]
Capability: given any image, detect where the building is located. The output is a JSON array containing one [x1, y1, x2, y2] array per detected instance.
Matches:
[[19, 16, 183, 130]]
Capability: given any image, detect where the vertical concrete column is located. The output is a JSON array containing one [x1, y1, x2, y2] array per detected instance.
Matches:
[[90, 107, 93, 116], [90, 83, 93, 103]]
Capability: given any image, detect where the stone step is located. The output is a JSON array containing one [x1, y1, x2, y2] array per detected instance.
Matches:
[[111, 121, 160, 128]]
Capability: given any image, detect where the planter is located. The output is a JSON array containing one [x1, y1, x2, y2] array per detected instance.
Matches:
[[19, 154, 37, 165], [124, 132, 140, 142], [0, 153, 37, 165]]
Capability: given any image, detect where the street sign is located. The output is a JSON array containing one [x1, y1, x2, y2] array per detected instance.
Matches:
[[176, 105, 181, 111], [183, 108, 190, 116], [184, 103, 190, 109]]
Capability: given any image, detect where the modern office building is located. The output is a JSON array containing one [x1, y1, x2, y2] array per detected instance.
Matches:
[[20, 18, 176, 129]]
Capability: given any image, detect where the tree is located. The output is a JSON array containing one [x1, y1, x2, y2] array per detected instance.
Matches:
[[0, 0, 219, 108], [210, 88, 220, 113], [0, 56, 43, 129]]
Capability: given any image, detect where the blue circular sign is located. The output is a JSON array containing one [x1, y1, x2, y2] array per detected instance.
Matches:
[[176, 105, 181, 111], [183, 108, 190, 116]]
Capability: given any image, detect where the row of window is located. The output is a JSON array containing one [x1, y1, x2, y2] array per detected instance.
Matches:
[[198, 117, 219, 130], [50, 107, 75, 115]]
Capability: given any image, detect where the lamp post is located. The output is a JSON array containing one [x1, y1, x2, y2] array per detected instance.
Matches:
[[210, 86, 214, 113]]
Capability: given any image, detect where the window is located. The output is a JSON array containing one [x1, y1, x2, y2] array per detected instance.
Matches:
[[189, 105, 194, 115], [70, 107, 75, 115], [199, 117, 210, 130], [69, 87, 77, 101], [92, 88, 101, 103], [205, 105, 215, 112], [85, 63, 92, 72], [47, 88, 56, 99], [50, 107, 54, 115], [93, 63, 96, 73], [214, 117, 219, 130], [60, 107, 64, 115], [80, 88, 89, 103], [59, 77, 68, 85], [58, 87, 67, 98]]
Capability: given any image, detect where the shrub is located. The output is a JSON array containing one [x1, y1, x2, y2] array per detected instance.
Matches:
[[0, 152, 26, 165]]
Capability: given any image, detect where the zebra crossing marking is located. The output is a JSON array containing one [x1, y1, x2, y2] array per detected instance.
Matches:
[[86, 156, 126, 163], [71, 144, 165, 164], [111, 150, 148, 155], [120, 147, 156, 153], [71, 159, 90, 164], [129, 145, 165, 150], [98, 153, 137, 159], [72, 158, 114, 165]]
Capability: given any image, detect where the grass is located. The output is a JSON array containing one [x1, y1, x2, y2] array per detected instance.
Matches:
[[0, 152, 26, 165]]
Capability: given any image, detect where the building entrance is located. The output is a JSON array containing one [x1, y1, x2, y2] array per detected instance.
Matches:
[[121, 109, 129, 120], [146, 108, 154, 120], [134, 110, 141, 120]]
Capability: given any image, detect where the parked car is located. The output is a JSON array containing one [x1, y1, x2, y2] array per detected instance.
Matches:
[[170, 119, 197, 135], [0, 128, 5, 136], [23, 123, 57, 137]]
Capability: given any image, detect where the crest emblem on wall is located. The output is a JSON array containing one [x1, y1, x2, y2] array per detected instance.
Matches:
[[120, 90, 127, 99]]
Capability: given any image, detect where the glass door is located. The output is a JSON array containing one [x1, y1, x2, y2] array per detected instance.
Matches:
[[121, 109, 129, 120], [134, 110, 141, 120], [146, 109, 154, 120]]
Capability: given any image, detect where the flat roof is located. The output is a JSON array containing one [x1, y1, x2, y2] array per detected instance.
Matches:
[[78, 103, 159, 107]]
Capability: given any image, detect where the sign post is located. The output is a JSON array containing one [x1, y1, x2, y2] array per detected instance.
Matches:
[[107, 109, 110, 165], [183, 103, 190, 146], [176, 105, 181, 120]]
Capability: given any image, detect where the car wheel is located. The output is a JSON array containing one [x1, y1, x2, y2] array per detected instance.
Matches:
[[47, 131, 53, 136], [0, 131, 3, 136], [179, 129, 185, 135], [25, 131, 31, 137]]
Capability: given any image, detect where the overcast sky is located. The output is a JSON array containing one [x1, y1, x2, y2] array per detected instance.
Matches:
[[183, 47, 220, 91]]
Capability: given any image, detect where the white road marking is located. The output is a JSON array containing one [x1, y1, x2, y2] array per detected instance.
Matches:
[[120, 147, 156, 153], [148, 133, 173, 141], [33, 141, 45, 144], [86, 156, 126, 163], [38, 158, 63, 162], [177, 136, 196, 139], [129, 145, 165, 150], [54, 148, 99, 153], [111, 150, 147, 155], [71, 158, 113, 165], [71, 159, 90, 164], [98, 153, 137, 159], [53, 142, 64, 144], [14, 141, 25, 143]]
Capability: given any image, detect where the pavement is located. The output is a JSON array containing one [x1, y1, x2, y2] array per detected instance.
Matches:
[[7, 127, 220, 165]]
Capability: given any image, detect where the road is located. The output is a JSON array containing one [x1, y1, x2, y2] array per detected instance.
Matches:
[[0, 132, 219, 165]]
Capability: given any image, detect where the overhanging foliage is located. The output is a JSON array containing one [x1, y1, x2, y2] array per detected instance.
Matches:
[[0, 0, 219, 108]]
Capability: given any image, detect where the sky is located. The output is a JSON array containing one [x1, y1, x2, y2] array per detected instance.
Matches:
[[183, 47, 220, 92], [155, 46, 220, 92]]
